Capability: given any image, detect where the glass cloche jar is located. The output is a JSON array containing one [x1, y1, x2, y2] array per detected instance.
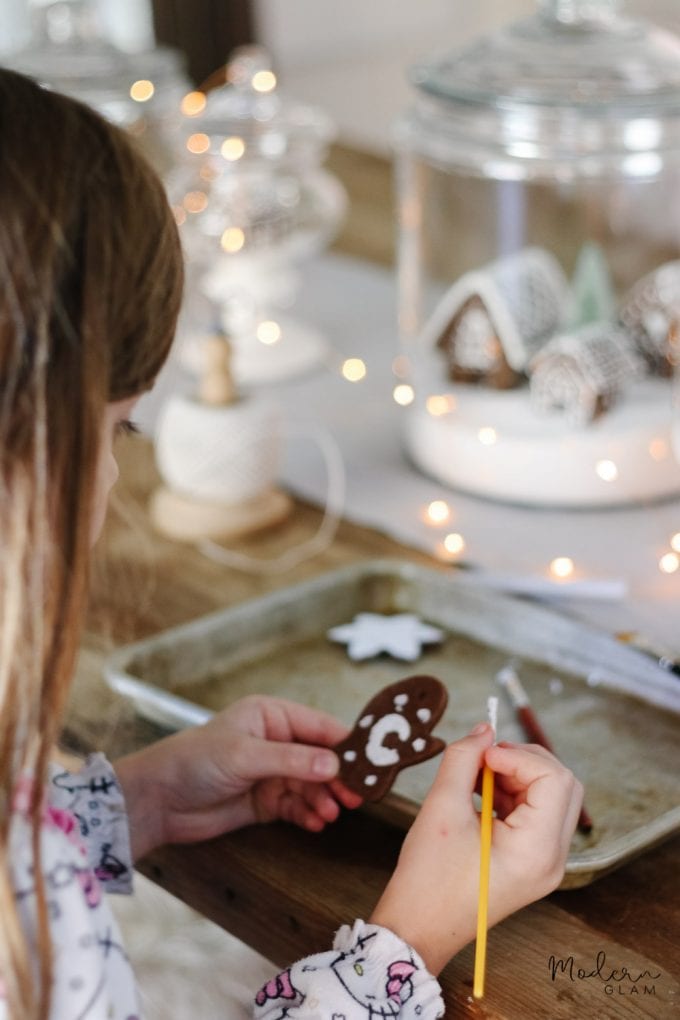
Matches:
[[395, 0, 680, 506]]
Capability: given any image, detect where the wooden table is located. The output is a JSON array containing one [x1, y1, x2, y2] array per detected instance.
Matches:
[[66, 439, 680, 1020]]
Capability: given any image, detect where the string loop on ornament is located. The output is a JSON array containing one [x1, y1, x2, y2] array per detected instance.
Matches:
[[197, 423, 345, 574]]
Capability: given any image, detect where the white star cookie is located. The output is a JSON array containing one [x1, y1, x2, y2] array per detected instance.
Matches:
[[327, 612, 444, 662]]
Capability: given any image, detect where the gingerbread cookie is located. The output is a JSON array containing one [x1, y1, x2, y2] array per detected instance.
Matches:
[[334, 675, 449, 801]]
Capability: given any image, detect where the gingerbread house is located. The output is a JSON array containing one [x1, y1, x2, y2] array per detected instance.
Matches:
[[619, 260, 680, 376], [529, 322, 646, 426], [422, 247, 569, 389]]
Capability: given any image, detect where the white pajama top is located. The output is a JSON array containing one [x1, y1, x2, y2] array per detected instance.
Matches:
[[1, 756, 444, 1020]]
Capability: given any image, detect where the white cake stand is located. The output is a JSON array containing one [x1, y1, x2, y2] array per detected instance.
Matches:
[[406, 378, 680, 507]]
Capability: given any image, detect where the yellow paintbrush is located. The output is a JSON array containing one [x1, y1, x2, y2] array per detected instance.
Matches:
[[473, 695, 498, 999]]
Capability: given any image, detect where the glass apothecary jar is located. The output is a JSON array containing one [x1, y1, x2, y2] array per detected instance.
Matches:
[[395, 0, 680, 506], [169, 46, 347, 385]]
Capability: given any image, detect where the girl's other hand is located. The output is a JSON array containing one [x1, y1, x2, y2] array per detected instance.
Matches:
[[369, 724, 583, 975], [115, 695, 363, 860]]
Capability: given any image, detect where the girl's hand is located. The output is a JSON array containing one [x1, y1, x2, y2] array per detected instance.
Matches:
[[369, 723, 583, 975], [114, 695, 362, 860]]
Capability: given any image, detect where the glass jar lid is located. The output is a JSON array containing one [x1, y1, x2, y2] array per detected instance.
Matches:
[[398, 1, 680, 178], [413, 0, 680, 112]]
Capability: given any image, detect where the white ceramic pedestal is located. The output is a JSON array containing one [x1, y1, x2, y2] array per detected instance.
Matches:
[[406, 378, 680, 507]]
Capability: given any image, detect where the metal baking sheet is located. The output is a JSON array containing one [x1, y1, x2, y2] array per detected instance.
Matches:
[[104, 559, 680, 888]]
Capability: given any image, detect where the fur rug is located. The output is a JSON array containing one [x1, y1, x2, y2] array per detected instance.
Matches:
[[110, 873, 276, 1019]]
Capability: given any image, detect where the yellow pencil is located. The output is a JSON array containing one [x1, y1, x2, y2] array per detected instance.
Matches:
[[473, 696, 497, 999]]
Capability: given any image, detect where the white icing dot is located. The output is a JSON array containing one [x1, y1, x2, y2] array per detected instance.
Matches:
[[365, 775, 378, 786], [412, 738, 426, 752], [359, 714, 374, 728], [416, 708, 431, 723], [343, 750, 357, 762], [393, 694, 409, 711]]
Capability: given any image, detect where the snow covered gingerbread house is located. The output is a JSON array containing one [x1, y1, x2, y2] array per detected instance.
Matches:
[[618, 259, 680, 376], [530, 321, 646, 426], [424, 247, 570, 388]]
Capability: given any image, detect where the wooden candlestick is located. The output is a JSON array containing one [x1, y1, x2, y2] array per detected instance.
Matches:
[[198, 333, 238, 406]]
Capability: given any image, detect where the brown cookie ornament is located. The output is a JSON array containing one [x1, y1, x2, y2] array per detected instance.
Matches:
[[335, 675, 449, 801]]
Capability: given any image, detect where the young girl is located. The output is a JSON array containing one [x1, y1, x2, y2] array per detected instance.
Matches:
[[0, 68, 583, 1020]]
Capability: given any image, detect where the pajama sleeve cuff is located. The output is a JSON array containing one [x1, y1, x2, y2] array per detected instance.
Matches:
[[48, 752, 134, 894], [333, 921, 445, 1018], [254, 919, 444, 1018]]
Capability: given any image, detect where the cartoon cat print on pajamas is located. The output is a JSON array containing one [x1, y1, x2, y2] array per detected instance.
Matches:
[[254, 930, 418, 1018]]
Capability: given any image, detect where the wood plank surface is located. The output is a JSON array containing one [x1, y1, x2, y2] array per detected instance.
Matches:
[[138, 819, 680, 1019]]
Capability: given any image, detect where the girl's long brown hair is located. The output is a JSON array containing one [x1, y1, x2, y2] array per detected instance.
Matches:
[[0, 69, 183, 1018]]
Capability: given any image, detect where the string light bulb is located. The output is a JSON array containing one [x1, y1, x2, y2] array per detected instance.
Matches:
[[443, 532, 465, 555], [187, 133, 211, 155], [426, 394, 456, 416], [130, 79, 154, 102], [596, 459, 618, 482], [659, 552, 680, 574], [181, 91, 207, 116], [256, 320, 282, 345], [649, 438, 669, 462], [182, 191, 208, 214], [424, 500, 451, 525], [549, 556, 574, 580], [478, 427, 497, 445], [252, 70, 277, 93], [221, 136, 246, 161], [341, 358, 367, 382], [220, 227, 245, 253], [393, 384, 415, 406]]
